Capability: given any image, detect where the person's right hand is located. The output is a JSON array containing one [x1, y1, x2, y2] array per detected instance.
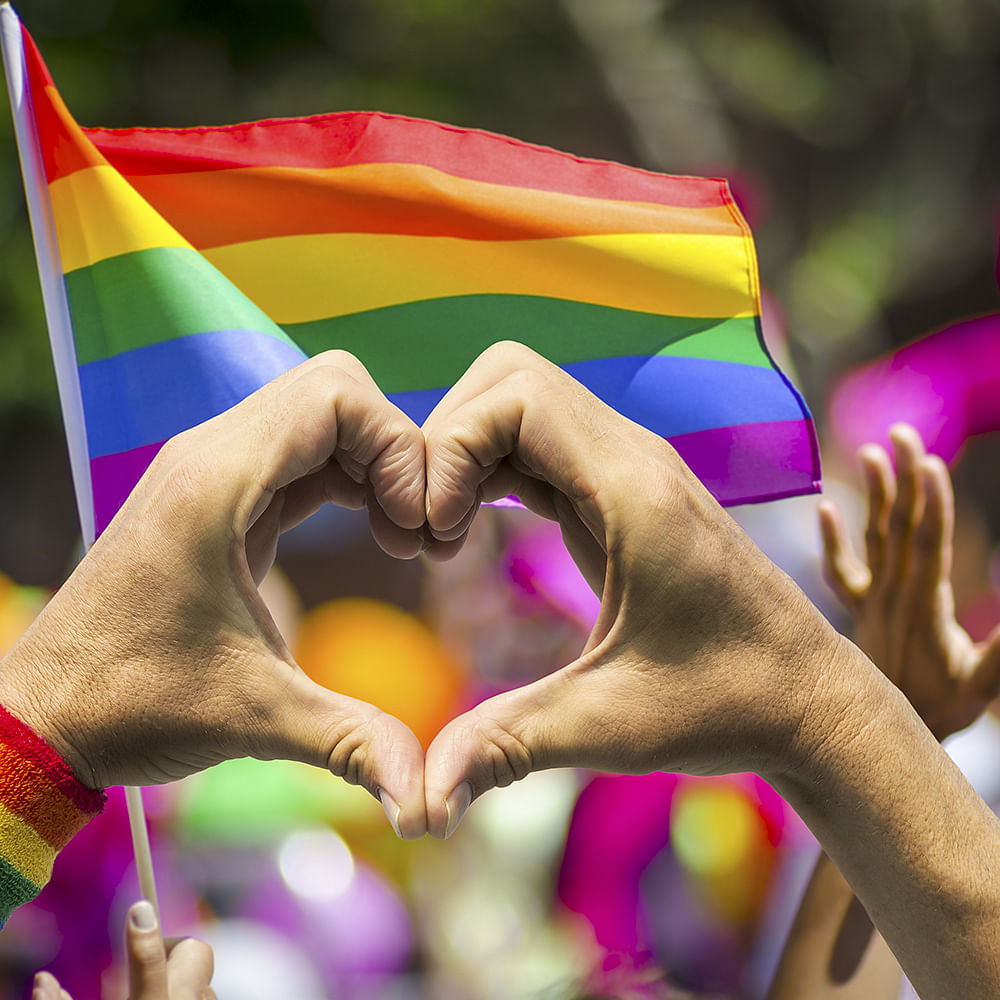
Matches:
[[818, 423, 1000, 740], [0, 351, 429, 837], [419, 342, 858, 837], [33, 901, 214, 1000]]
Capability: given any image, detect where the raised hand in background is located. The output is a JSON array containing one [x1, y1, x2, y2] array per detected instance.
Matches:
[[818, 422, 1000, 740], [33, 901, 215, 1000]]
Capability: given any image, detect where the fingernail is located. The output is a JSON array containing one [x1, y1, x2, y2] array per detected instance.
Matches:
[[444, 781, 472, 839], [129, 899, 159, 932], [378, 789, 403, 839]]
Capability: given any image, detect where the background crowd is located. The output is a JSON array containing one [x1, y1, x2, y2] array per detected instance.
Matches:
[[2, 1, 1000, 998]]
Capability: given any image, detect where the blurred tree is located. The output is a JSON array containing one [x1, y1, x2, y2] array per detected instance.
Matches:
[[3, 0, 1000, 581], [562, 0, 1000, 397]]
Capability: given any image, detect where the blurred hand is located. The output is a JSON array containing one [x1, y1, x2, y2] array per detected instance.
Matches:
[[420, 342, 851, 837], [0, 351, 429, 837], [33, 901, 214, 1000], [819, 423, 1000, 740]]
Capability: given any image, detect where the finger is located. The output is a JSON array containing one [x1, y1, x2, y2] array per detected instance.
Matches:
[[422, 342, 584, 534], [150, 351, 427, 537], [907, 455, 955, 607], [423, 659, 627, 839], [425, 490, 481, 544], [420, 458, 553, 560], [817, 499, 869, 609], [364, 481, 424, 560], [162, 937, 215, 999], [256, 671, 428, 839], [32, 972, 69, 1000], [879, 424, 926, 590], [423, 342, 647, 540], [268, 460, 369, 530], [125, 900, 168, 1000], [857, 443, 894, 582], [245, 462, 371, 583]]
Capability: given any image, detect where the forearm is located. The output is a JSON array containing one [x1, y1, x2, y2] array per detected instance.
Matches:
[[767, 849, 900, 1000], [772, 635, 1000, 1000]]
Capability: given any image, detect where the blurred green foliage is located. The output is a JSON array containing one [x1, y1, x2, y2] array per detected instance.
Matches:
[[5, 0, 999, 407], [2, 0, 1000, 579]]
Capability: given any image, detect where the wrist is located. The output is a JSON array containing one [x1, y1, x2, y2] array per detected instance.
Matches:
[[0, 699, 105, 927], [761, 629, 888, 790], [0, 607, 101, 791], [734, 561, 863, 779]]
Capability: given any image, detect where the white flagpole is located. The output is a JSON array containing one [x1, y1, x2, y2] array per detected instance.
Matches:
[[0, 2, 93, 546], [0, 2, 159, 919]]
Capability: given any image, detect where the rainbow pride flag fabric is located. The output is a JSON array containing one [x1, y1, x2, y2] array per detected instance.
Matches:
[[14, 22, 819, 538]]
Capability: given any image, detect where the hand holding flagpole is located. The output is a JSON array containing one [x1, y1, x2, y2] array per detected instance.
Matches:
[[0, 0, 159, 919]]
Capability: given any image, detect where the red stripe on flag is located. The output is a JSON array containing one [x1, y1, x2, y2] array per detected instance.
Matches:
[[85, 112, 733, 209], [21, 28, 105, 183]]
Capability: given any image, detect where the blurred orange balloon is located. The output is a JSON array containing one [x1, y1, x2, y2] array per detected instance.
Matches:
[[294, 598, 466, 749]]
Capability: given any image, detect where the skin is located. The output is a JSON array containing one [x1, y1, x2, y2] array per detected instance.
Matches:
[[766, 852, 901, 1000], [34, 901, 215, 1000], [6, 347, 1000, 998], [419, 343, 1000, 999], [0, 350, 431, 837], [818, 422, 1000, 740], [769, 423, 1000, 1000]]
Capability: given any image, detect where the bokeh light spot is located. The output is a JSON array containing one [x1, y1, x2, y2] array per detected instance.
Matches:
[[278, 828, 355, 902], [671, 783, 765, 877], [294, 598, 465, 749]]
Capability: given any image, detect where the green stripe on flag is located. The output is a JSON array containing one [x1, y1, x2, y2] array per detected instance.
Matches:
[[65, 246, 295, 365], [64, 246, 768, 392], [285, 298, 767, 394]]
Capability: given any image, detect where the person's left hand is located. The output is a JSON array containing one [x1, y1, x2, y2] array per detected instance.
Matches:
[[418, 342, 854, 838], [819, 424, 1000, 740], [33, 900, 215, 1000], [0, 351, 429, 837]]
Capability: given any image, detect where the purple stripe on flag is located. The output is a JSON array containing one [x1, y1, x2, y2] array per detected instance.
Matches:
[[668, 419, 821, 506], [90, 440, 166, 537], [90, 417, 821, 541]]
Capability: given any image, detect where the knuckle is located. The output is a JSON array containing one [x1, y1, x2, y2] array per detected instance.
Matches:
[[325, 709, 387, 794], [311, 348, 367, 374], [472, 715, 534, 789], [287, 354, 365, 410], [478, 339, 540, 371]]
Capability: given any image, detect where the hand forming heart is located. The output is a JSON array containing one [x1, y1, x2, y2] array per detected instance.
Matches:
[[0, 344, 850, 841]]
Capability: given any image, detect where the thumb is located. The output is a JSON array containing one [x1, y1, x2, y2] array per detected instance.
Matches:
[[125, 900, 168, 1000], [423, 667, 609, 839], [261, 671, 429, 839], [31, 971, 71, 1000]]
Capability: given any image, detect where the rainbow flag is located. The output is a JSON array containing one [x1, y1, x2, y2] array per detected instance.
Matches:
[[5, 14, 819, 541]]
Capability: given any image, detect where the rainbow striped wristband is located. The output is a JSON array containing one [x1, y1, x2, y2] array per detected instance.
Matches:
[[0, 704, 105, 927]]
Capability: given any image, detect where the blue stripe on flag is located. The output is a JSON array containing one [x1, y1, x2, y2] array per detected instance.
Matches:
[[79, 328, 307, 458]]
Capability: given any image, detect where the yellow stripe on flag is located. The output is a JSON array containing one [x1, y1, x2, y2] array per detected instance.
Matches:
[[205, 231, 755, 324], [50, 165, 191, 273]]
